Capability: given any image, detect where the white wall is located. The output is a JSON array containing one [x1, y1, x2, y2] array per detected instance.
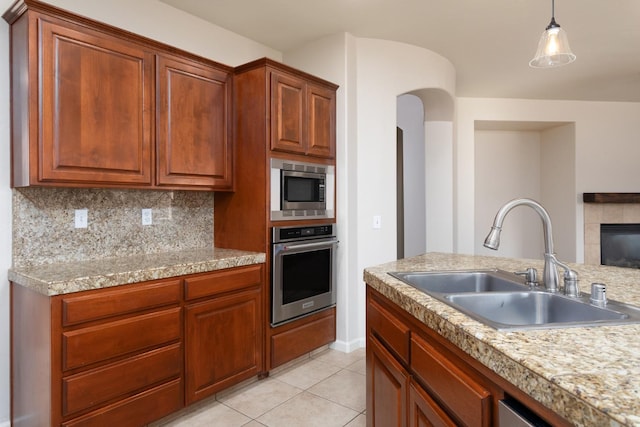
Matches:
[[456, 98, 640, 262], [424, 121, 454, 253], [43, 0, 282, 66], [474, 130, 543, 259], [355, 38, 455, 340], [0, 2, 11, 424], [541, 124, 576, 262], [0, 1, 279, 424], [397, 94, 426, 258]]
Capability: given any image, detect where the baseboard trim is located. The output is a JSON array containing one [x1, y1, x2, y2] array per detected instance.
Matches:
[[330, 337, 365, 353]]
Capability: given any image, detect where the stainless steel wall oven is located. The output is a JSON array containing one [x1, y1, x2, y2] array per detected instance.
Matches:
[[271, 224, 337, 325]]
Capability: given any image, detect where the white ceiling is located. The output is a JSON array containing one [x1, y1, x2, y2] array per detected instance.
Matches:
[[159, 0, 640, 103]]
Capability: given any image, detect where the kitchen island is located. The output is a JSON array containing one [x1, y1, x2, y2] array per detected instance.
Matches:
[[364, 252, 640, 427]]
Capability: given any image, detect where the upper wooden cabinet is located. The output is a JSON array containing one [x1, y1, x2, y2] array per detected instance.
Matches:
[[38, 17, 154, 186], [4, 0, 233, 191], [270, 69, 336, 159], [156, 55, 232, 188], [233, 58, 337, 162]]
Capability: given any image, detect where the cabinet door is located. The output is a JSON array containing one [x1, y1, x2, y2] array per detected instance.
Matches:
[[367, 334, 408, 427], [157, 55, 233, 189], [409, 380, 457, 427], [185, 286, 262, 403], [270, 71, 306, 154], [306, 83, 336, 159], [39, 17, 153, 185]]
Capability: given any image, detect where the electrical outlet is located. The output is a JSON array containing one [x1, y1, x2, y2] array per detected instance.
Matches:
[[142, 208, 153, 226], [373, 215, 382, 229], [74, 209, 88, 229]]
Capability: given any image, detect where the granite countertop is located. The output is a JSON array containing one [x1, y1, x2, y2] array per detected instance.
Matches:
[[364, 252, 640, 427], [9, 247, 266, 296]]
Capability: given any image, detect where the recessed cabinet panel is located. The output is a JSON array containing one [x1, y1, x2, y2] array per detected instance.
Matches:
[[307, 84, 336, 158], [40, 18, 152, 185], [271, 72, 306, 154], [157, 56, 232, 189], [185, 287, 262, 403], [367, 335, 408, 427]]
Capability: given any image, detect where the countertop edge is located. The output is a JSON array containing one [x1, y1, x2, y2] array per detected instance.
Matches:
[[9, 248, 266, 296]]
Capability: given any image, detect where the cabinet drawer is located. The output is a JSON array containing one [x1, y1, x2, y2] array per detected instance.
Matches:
[[184, 264, 262, 301], [62, 279, 182, 326], [62, 378, 182, 427], [368, 297, 410, 364], [62, 307, 181, 371], [411, 333, 491, 427], [63, 344, 181, 416]]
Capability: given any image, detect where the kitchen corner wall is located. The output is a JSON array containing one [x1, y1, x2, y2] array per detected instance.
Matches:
[[12, 187, 214, 268]]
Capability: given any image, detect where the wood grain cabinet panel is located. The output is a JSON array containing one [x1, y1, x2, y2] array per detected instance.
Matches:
[[62, 307, 181, 371], [367, 334, 408, 427], [409, 380, 457, 427], [271, 72, 306, 155], [368, 297, 410, 364], [306, 83, 336, 158], [62, 344, 181, 416], [39, 16, 153, 186], [269, 69, 336, 159], [5, 2, 233, 190], [411, 333, 492, 427], [61, 379, 182, 427], [61, 278, 181, 326], [156, 55, 233, 189], [185, 280, 263, 403]]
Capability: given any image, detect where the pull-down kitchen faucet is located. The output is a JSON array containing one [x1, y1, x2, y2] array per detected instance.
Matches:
[[483, 198, 579, 296]]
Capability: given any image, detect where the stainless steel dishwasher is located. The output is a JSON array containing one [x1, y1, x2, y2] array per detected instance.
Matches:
[[498, 399, 551, 427]]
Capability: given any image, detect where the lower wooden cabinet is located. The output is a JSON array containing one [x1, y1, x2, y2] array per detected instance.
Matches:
[[11, 263, 265, 426], [184, 265, 263, 403], [366, 287, 572, 427], [367, 335, 408, 427]]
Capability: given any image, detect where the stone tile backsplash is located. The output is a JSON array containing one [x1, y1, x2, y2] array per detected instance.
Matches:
[[13, 187, 214, 268]]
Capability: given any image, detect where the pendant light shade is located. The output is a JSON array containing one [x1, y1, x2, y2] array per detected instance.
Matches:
[[529, 0, 576, 68]]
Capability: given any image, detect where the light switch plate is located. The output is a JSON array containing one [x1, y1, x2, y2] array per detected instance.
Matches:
[[373, 215, 382, 229], [74, 209, 88, 229]]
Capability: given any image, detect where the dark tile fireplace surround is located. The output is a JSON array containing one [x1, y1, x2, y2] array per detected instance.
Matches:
[[584, 193, 640, 268]]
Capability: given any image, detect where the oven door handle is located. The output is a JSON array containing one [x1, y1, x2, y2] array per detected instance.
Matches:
[[280, 240, 338, 251]]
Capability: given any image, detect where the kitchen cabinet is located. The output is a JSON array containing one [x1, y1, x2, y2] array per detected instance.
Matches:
[[184, 265, 264, 404], [366, 287, 572, 427], [11, 263, 266, 426], [216, 57, 338, 370], [12, 278, 184, 427], [4, 0, 233, 190], [271, 71, 336, 159], [156, 54, 232, 189]]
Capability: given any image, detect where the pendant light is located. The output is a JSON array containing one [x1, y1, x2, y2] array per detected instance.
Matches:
[[529, 0, 576, 68]]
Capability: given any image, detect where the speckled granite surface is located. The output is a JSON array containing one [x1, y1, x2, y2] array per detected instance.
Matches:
[[364, 252, 640, 427], [9, 247, 266, 296], [13, 187, 215, 268]]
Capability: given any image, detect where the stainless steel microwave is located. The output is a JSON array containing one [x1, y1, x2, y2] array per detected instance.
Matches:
[[270, 158, 335, 221]]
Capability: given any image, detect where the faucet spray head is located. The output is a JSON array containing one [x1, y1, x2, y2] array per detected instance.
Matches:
[[483, 226, 501, 250]]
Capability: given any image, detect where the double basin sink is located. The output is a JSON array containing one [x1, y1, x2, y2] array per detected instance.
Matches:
[[389, 269, 640, 330]]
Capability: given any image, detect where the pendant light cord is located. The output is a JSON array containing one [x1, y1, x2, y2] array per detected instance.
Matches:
[[547, 0, 559, 30]]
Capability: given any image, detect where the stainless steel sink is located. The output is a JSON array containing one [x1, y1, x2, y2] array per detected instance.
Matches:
[[445, 292, 637, 330], [389, 270, 527, 294], [388, 269, 640, 330]]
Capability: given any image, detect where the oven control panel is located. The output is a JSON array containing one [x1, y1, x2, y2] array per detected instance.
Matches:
[[273, 224, 336, 243]]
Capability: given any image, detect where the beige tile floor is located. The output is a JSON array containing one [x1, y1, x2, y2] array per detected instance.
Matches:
[[151, 347, 367, 427]]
